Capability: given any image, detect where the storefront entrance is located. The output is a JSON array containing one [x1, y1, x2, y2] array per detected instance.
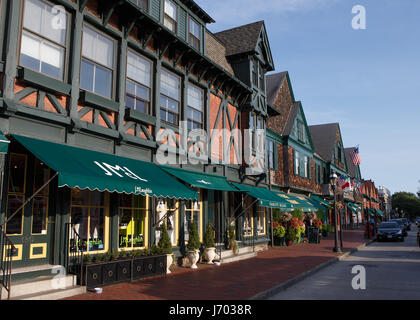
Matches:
[[3, 152, 55, 268]]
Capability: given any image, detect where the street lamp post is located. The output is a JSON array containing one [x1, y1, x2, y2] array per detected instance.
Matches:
[[330, 172, 341, 253]]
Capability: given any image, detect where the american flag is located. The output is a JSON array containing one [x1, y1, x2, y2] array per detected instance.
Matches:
[[351, 147, 361, 166]]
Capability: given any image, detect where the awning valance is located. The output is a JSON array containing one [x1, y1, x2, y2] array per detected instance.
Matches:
[[273, 192, 318, 212], [13, 135, 197, 200], [310, 196, 330, 208], [289, 194, 320, 212], [161, 166, 237, 192], [345, 203, 357, 214], [232, 184, 291, 209], [0, 130, 10, 154]]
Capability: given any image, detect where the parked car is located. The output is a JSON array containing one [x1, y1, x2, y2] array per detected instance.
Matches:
[[377, 222, 404, 242], [401, 218, 411, 231], [390, 219, 408, 237]]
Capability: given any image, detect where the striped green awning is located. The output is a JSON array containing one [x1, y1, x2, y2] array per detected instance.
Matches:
[[13, 134, 198, 200], [161, 166, 238, 192], [289, 194, 320, 212], [309, 196, 330, 208], [0, 130, 10, 154], [345, 203, 357, 214], [375, 209, 384, 217]]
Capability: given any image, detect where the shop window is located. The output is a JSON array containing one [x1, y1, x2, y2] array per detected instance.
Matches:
[[6, 154, 27, 235], [184, 193, 202, 242], [243, 197, 254, 237], [118, 194, 147, 250], [188, 17, 201, 50], [156, 198, 178, 245], [126, 50, 152, 114], [81, 25, 114, 99], [70, 189, 107, 253], [257, 206, 266, 235], [187, 84, 204, 130], [32, 159, 50, 235], [20, 0, 68, 80], [160, 69, 180, 126], [163, 0, 177, 33]]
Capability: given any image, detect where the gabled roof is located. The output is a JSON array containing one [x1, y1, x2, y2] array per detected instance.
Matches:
[[284, 102, 315, 152], [266, 72, 288, 106], [214, 21, 274, 70], [179, 0, 215, 24], [308, 123, 340, 162]]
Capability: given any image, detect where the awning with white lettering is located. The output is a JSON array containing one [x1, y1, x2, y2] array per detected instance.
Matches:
[[12, 134, 197, 200]]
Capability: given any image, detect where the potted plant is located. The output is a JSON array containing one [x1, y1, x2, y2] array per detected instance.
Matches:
[[286, 227, 296, 246], [158, 223, 174, 274], [187, 220, 201, 269], [273, 222, 286, 246], [227, 225, 239, 255], [203, 224, 216, 264]]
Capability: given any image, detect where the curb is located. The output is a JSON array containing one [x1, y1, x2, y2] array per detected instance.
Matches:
[[249, 239, 376, 300]]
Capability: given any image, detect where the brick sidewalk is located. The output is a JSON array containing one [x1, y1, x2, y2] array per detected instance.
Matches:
[[66, 227, 368, 300]]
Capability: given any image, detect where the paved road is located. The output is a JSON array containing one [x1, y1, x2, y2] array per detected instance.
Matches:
[[270, 225, 420, 300]]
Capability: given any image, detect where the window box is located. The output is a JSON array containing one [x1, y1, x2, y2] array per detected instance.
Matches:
[[17, 67, 71, 95], [79, 90, 120, 113], [125, 108, 157, 126], [81, 255, 167, 289]]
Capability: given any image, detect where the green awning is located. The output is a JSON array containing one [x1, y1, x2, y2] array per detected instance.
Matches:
[[375, 209, 384, 217], [0, 130, 10, 154], [345, 203, 357, 214], [13, 134, 197, 200], [289, 194, 320, 212], [363, 194, 372, 200], [161, 166, 238, 191], [232, 184, 291, 209], [309, 196, 330, 208]]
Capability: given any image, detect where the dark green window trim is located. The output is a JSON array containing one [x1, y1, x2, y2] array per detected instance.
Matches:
[[125, 108, 157, 126], [79, 90, 120, 113], [121, 132, 158, 149], [10, 102, 71, 125], [75, 120, 120, 139], [17, 67, 72, 96]]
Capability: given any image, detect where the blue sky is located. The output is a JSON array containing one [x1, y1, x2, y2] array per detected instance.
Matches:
[[196, 0, 420, 195]]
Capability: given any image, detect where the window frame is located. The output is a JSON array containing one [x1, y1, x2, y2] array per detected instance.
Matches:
[[160, 68, 181, 126], [163, 0, 178, 33], [188, 16, 201, 51], [184, 192, 203, 242], [80, 24, 116, 99], [19, 0, 70, 81], [125, 49, 153, 114], [156, 198, 179, 246], [186, 83, 204, 130], [31, 159, 50, 235]]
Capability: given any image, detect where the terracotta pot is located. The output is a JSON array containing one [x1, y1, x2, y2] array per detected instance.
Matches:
[[204, 247, 216, 264], [188, 250, 199, 269]]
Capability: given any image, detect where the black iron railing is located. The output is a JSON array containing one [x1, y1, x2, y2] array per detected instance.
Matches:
[[0, 225, 15, 300], [65, 223, 84, 287]]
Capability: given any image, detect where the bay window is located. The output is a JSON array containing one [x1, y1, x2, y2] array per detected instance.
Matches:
[[160, 69, 180, 125], [187, 84, 204, 130], [126, 50, 152, 114], [20, 0, 68, 80], [81, 25, 114, 99]]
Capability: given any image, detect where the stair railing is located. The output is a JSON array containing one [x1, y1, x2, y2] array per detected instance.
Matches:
[[0, 225, 16, 300], [65, 223, 84, 287]]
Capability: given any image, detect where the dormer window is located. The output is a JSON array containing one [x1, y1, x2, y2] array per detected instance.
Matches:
[[188, 17, 201, 51], [164, 0, 177, 33], [297, 120, 305, 143]]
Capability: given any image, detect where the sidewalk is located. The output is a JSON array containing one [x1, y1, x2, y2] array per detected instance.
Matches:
[[66, 227, 369, 300]]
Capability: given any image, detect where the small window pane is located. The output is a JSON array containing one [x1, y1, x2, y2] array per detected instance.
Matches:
[[32, 197, 48, 234], [189, 18, 200, 38], [164, 0, 177, 19], [187, 84, 203, 111], [90, 208, 105, 251], [127, 51, 151, 87], [161, 70, 180, 100], [40, 41, 65, 79], [94, 64, 113, 98], [6, 197, 24, 235], [82, 26, 114, 68], [71, 207, 89, 252], [80, 59, 95, 92]]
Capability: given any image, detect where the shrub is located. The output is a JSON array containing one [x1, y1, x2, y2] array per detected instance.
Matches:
[[291, 208, 304, 221], [187, 220, 201, 251], [203, 224, 215, 248], [158, 223, 173, 254], [286, 227, 297, 241], [273, 225, 286, 238]]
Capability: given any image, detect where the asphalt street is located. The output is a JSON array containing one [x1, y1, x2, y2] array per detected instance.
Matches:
[[270, 225, 420, 300]]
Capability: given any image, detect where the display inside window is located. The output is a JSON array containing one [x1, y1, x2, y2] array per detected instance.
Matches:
[[257, 206, 266, 235], [184, 195, 202, 242], [70, 189, 106, 253], [156, 198, 178, 245], [243, 197, 254, 237], [118, 194, 147, 250], [20, 0, 68, 80], [81, 25, 114, 98]]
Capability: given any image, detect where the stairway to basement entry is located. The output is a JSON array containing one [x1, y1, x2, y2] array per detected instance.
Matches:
[[0, 265, 86, 300], [215, 243, 267, 264]]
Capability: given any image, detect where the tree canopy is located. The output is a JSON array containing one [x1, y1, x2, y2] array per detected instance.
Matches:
[[392, 192, 420, 220]]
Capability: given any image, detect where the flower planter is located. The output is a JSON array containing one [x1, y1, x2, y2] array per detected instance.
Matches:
[[166, 254, 173, 274], [204, 247, 216, 264], [188, 250, 200, 269], [82, 255, 167, 289]]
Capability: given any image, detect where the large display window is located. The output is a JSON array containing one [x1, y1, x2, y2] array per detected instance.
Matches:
[[156, 198, 179, 246]]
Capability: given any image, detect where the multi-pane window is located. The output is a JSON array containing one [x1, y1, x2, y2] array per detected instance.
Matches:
[[126, 50, 151, 114], [70, 189, 107, 253], [243, 197, 254, 237], [81, 25, 114, 99], [131, 0, 148, 11], [297, 120, 305, 142], [20, 0, 68, 80], [189, 18, 201, 50], [184, 194, 202, 242], [267, 140, 275, 170], [160, 69, 180, 125], [294, 151, 300, 176], [187, 84, 204, 130], [118, 194, 147, 250], [156, 198, 178, 245], [6, 154, 27, 235], [257, 206, 266, 235], [163, 0, 177, 33], [32, 159, 50, 235]]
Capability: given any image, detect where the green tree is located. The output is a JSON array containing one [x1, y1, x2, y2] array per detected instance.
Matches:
[[392, 192, 420, 219], [158, 224, 173, 254], [187, 220, 201, 251], [203, 224, 215, 248]]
